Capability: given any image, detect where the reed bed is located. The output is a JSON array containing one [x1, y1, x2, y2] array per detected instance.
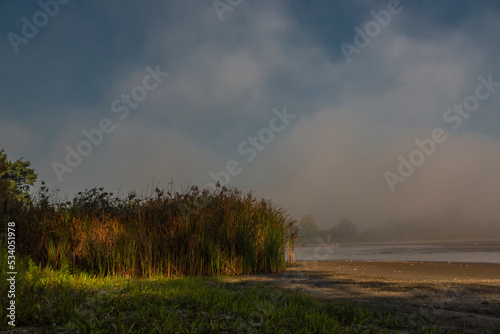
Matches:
[[2, 184, 298, 277]]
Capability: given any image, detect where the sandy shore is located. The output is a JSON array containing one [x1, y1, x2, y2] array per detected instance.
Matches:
[[226, 260, 500, 333]]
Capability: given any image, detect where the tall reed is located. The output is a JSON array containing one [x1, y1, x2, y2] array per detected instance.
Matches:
[[2, 184, 298, 277]]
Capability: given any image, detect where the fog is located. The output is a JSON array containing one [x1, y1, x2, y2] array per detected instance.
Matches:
[[1, 1, 500, 238]]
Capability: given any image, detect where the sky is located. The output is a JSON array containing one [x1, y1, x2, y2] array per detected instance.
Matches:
[[1, 0, 499, 231]]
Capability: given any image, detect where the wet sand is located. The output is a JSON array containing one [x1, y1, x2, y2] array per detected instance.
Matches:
[[299, 260, 500, 282], [226, 261, 500, 333]]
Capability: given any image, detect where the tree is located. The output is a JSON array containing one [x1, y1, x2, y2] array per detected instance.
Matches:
[[0, 149, 37, 203], [298, 214, 319, 242], [331, 218, 358, 240]]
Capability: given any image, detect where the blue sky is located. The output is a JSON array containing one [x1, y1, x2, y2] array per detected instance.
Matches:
[[1, 0, 499, 229]]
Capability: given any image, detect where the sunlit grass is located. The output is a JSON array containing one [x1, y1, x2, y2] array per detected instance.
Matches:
[[0, 260, 444, 333]]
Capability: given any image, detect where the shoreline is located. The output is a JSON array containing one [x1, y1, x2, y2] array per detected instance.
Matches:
[[296, 259, 500, 265], [291, 260, 500, 281], [226, 260, 500, 333], [297, 237, 500, 246]]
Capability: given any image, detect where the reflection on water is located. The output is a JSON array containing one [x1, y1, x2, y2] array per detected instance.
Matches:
[[294, 239, 500, 264]]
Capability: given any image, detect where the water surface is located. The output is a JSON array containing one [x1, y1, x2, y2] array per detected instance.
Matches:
[[294, 239, 500, 264]]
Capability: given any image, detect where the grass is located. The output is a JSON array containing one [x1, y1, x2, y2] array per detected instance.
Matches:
[[0, 259, 446, 333]]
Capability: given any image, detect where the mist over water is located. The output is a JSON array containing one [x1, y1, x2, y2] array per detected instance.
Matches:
[[295, 239, 500, 264], [2, 1, 500, 251]]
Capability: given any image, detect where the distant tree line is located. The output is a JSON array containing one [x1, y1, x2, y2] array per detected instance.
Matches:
[[297, 214, 359, 245], [297, 211, 500, 244]]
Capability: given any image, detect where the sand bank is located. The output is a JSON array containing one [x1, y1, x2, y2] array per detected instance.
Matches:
[[226, 260, 500, 333]]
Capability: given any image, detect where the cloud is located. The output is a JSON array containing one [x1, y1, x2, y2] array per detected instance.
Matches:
[[2, 0, 500, 234]]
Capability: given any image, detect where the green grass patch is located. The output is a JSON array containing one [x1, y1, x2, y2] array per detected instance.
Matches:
[[0, 261, 445, 333]]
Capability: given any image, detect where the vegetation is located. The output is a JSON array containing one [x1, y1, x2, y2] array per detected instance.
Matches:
[[0, 150, 448, 332], [0, 149, 37, 204], [298, 216, 359, 244], [2, 183, 297, 277], [0, 149, 297, 278], [297, 214, 319, 243], [297, 211, 500, 244], [0, 258, 445, 333]]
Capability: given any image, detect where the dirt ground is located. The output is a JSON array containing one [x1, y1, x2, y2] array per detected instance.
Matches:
[[225, 261, 500, 333]]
